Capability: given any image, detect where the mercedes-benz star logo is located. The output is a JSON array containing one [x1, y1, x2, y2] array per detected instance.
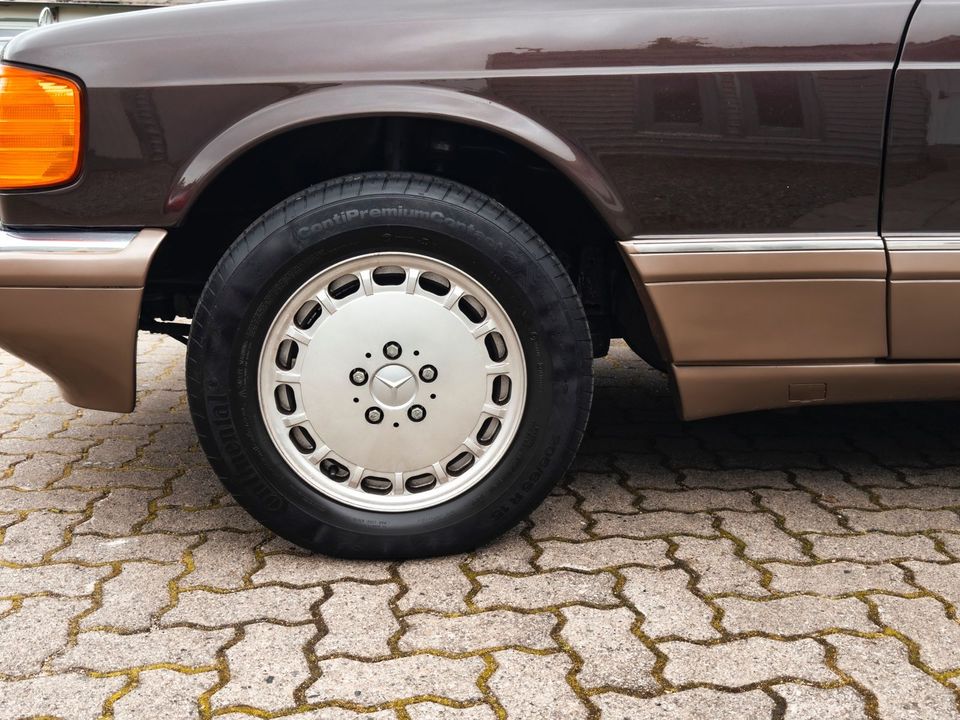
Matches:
[[370, 364, 418, 408]]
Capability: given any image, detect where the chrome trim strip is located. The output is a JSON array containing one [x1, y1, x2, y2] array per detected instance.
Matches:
[[0, 229, 137, 254], [624, 234, 883, 254], [886, 237, 960, 251]]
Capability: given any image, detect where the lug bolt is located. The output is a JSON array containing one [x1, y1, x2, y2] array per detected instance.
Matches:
[[408, 405, 426, 422], [350, 368, 368, 386], [419, 365, 438, 383], [383, 342, 402, 360], [365, 407, 384, 424]]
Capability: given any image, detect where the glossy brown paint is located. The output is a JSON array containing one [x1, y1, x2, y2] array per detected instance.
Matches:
[[0, 0, 915, 238]]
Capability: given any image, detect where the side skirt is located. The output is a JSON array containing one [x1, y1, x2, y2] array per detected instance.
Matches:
[[675, 362, 960, 420]]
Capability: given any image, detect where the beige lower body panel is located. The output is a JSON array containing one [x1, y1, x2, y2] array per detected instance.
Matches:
[[888, 243, 960, 359], [676, 362, 960, 420], [622, 239, 889, 364], [0, 288, 144, 412], [0, 229, 166, 413], [646, 279, 887, 363]]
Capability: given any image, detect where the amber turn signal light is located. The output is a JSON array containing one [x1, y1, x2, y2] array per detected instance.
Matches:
[[0, 64, 82, 190]]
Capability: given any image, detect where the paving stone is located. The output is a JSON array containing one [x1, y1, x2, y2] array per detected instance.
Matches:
[[528, 494, 590, 540], [843, 508, 960, 532], [615, 453, 682, 490], [905, 561, 960, 606], [876, 486, 960, 509], [902, 468, 960, 488], [0, 510, 81, 563], [0, 672, 127, 720], [641, 489, 755, 512], [146, 506, 263, 533], [592, 511, 716, 538], [537, 537, 669, 571], [265, 711, 396, 720], [759, 490, 843, 533], [0, 563, 110, 597], [0, 596, 89, 674], [810, 534, 944, 562], [114, 669, 218, 720], [402, 608, 555, 654], [561, 605, 658, 691], [489, 650, 588, 720], [793, 470, 877, 509], [253, 552, 393, 585], [674, 536, 767, 596], [315, 581, 399, 658], [620, 566, 718, 640], [874, 595, 960, 672], [81, 438, 141, 467], [718, 596, 876, 635], [682, 468, 792, 490], [58, 467, 177, 489], [213, 622, 314, 712], [81, 561, 182, 631], [54, 533, 195, 563], [766, 561, 913, 595], [308, 655, 485, 705], [163, 586, 321, 627], [75, 487, 156, 536], [938, 532, 960, 558], [187, 530, 264, 589], [1, 453, 74, 489], [160, 467, 227, 508], [468, 527, 535, 574], [397, 554, 471, 613], [719, 510, 807, 561], [406, 704, 496, 720], [55, 626, 232, 671], [475, 570, 617, 609], [568, 473, 637, 512], [593, 688, 776, 720], [830, 634, 960, 720], [777, 685, 868, 720], [0, 487, 98, 513], [662, 637, 834, 687]]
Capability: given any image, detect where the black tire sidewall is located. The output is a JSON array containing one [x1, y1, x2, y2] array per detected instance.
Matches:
[[190, 182, 590, 557]]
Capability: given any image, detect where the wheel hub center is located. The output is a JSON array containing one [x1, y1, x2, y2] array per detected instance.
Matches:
[[370, 364, 418, 408]]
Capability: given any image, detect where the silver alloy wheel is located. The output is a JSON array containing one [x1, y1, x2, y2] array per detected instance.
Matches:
[[257, 252, 527, 512]]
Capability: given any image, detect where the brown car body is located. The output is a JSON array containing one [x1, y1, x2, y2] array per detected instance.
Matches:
[[1, 0, 959, 419]]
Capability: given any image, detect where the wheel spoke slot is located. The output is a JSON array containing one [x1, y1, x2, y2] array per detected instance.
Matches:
[[328, 274, 361, 300], [492, 375, 512, 405], [320, 458, 350, 482], [294, 300, 322, 330], [446, 451, 476, 477], [405, 473, 438, 493], [458, 295, 487, 324], [477, 417, 502, 446], [274, 385, 297, 415], [484, 332, 508, 362], [276, 339, 299, 371], [361, 476, 393, 495], [373, 265, 406, 286], [289, 426, 317, 454], [418, 271, 451, 296]]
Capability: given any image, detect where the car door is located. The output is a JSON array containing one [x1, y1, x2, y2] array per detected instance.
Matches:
[[883, 0, 960, 358]]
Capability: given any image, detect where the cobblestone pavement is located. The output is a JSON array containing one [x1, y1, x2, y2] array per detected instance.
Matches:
[[2, 335, 960, 719]]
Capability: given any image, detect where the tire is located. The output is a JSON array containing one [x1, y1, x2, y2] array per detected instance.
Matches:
[[187, 172, 593, 558]]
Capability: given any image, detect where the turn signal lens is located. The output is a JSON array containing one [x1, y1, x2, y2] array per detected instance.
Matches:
[[0, 64, 82, 190]]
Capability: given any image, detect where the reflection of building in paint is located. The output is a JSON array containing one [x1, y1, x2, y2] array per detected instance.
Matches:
[[487, 44, 932, 167]]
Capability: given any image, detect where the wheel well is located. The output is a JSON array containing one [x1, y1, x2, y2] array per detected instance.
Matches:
[[143, 116, 661, 362]]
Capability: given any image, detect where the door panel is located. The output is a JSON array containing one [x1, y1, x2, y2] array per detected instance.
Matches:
[[884, 0, 960, 359]]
